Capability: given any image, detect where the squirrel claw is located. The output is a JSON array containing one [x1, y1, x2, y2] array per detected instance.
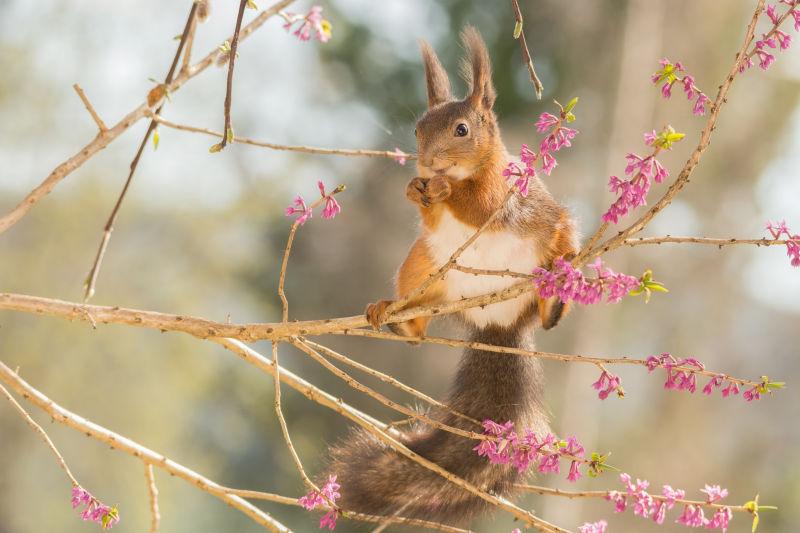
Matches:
[[365, 299, 393, 330]]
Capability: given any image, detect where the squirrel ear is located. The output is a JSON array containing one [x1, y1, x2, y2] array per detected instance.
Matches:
[[461, 26, 496, 110], [420, 40, 452, 108]]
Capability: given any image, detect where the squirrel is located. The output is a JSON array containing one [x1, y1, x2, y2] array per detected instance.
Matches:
[[325, 26, 578, 525]]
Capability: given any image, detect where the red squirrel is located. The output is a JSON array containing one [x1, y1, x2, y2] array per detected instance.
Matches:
[[326, 27, 578, 525]]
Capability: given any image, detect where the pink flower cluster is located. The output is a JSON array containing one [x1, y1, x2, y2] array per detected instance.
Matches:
[[285, 181, 343, 225], [473, 420, 586, 482], [592, 370, 624, 400], [607, 474, 733, 530], [651, 59, 710, 115], [298, 475, 341, 530], [578, 520, 608, 533], [71, 486, 120, 529], [766, 219, 800, 267], [532, 257, 641, 306], [645, 353, 777, 402], [503, 99, 578, 197], [283, 6, 332, 42], [602, 128, 679, 224], [740, 2, 798, 71], [391, 147, 408, 166]]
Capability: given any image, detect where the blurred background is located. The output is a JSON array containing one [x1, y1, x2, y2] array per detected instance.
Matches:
[[1, 0, 798, 531]]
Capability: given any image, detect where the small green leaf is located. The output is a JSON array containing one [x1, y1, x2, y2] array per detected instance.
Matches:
[[564, 96, 579, 113], [513, 20, 523, 39], [209, 142, 223, 153], [752, 512, 759, 533], [173, 34, 183, 41], [565, 112, 576, 123], [226, 126, 234, 143], [152, 128, 160, 151], [246, 0, 258, 9], [766, 381, 785, 390], [219, 40, 231, 53]]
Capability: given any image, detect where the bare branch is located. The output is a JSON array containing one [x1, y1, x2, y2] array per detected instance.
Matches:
[[72, 84, 107, 132], [0, 0, 296, 236], [151, 114, 413, 159], [510, 0, 544, 99], [622, 235, 790, 248], [217, 0, 249, 152], [0, 361, 291, 533], [83, 2, 200, 302], [144, 464, 160, 533], [516, 484, 755, 513], [0, 382, 80, 487]]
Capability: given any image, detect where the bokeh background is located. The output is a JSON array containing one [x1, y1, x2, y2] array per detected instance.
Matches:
[[1, 0, 798, 531]]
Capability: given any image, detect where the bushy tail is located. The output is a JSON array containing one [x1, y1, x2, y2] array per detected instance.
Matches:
[[326, 323, 549, 524]]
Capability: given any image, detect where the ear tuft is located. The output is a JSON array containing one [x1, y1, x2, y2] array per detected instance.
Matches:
[[461, 26, 496, 110], [419, 40, 452, 108]]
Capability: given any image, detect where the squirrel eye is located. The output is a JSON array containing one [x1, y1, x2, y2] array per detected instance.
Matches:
[[454, 123, 469, 137]]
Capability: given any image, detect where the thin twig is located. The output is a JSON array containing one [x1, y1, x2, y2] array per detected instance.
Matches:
[[72, 84, 107, 132], [218, 0, 249, 151], [83, 3, 199, 302], [333, 329, 764, 388], [0, 0, 295, 236], [0, 382, 79, 487], [221, 488, 471, 533], [300, 339, 480, 426], [144, 464, 160, 533], [0, 361, 291, 533], [622, 236, 790, 248], [515, 484, 757, 513], [271, 342, 320, 494], [151, 114, 413, 159], [511, 0, 544, 99], [292, 338, 487, 441]]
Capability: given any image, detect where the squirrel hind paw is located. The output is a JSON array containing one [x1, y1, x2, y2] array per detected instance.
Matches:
[[365, 299, 393, 330]]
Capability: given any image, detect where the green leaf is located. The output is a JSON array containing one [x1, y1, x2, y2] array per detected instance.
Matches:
[[246, 0, 258, 8], [565, 112, 576, 123], [564, 96, 579, 113], [152, 128, 160, 151], [226, 127, 234, 143], [752, 511, 759, 533], [766, 381, 785, 390], [513, 20, 523, 39], [209, 143, 223, 153]]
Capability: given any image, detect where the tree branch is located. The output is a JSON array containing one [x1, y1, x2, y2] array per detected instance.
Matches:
[[0, 0, 296, 237], [151, 114, 414, 159], [0, 361, 291, 533], [144, 463, 160, 533], [72, 84, 107, 132]]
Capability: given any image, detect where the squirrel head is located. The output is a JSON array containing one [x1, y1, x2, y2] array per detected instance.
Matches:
[[415, 26, 501, 180]]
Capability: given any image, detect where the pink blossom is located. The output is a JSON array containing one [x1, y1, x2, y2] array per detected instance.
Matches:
[[775, 29, 793, 49], [707, 507, 733, 531], [285, 195, 312, 225], [592, 370, 623, 400], [721, 381, 740, 397], [607, 490, 627, 513], [692, 93, 710, 116], [502, 161, 533, 197], [317, 181, 342, 220], [532, 257, 640, 306], [70, 486, 119, 529], [767, 3, 781, 24], [298, 475, 341, 512], [702, 374, 725, 395], [700, 484, 728, 504], [283, 6, 332, 43], [319, 510, 338, 530], [578, 520, 607, 533], [743, 385, 761, 401], [535, 112, 559, 133], [390, 147, 408, 165], [765, 220, 800, 267], [675, 504, 708, 527], [662, 485, 685, 506]]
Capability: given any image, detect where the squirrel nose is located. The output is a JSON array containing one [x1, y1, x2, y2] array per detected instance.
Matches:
[[420, 154, 438, 168]]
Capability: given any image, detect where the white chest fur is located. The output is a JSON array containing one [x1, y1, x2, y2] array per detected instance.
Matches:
[[425, 211, 540, 328]]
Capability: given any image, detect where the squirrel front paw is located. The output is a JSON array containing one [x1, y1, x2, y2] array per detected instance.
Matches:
[[406, 176, 451, 208], [365, 299, 393, 330]]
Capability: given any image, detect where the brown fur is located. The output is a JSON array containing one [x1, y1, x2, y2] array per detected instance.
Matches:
[[329, 26, 577, 526]]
